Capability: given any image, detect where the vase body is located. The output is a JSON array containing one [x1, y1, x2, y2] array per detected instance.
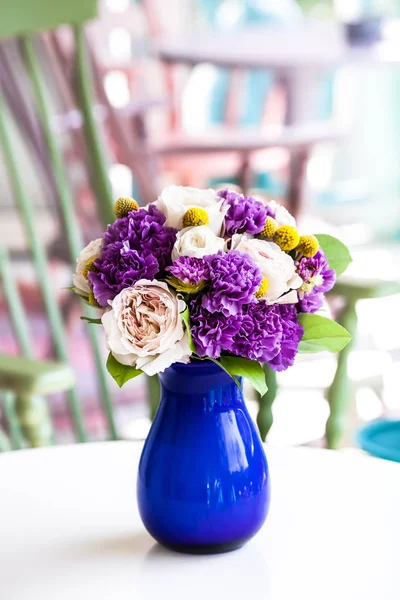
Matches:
[[137, 361, 270, 554]]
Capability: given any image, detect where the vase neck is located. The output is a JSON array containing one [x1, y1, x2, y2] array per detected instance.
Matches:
[[158, 361, 244, 407]]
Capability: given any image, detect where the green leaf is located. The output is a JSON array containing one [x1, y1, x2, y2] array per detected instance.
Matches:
[[219, 356, 268, 396], [65, 285, 89, 299], [80, 316, 102, 325], [75, 296, 92, 308], [180, 306, 196, 354], [209, 357, 241, 390], [298, 313, 352, 353], [315, 234, 352, 277], [106, 353, 142, 388]]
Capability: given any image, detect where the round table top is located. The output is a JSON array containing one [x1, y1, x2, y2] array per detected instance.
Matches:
[[1, 442, 400, 600], [154, 21, 400, 70]]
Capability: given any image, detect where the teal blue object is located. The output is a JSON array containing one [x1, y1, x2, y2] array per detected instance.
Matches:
[[209, 172, 284, 195], [199, 0, 275, 130], [317, 73, 334, 120], [240, 70, 274, 126], [209, 175, 241, 189], [256, 172, 284, 195], [209, 69, 230, 124], [357, 420, 400, 463], [200, 0, 221, 25]]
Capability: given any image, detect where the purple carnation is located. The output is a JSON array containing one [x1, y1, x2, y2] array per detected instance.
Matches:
[[297, 250, 336, 314], [91, 205, 177, 306], [103, 204, 177, 273], [190, 296, 303, 368], [218, 189, 270, 236], [231, 302, 283, 362], [269, 304, 304, 372], [297, 250, 335, 293], [190, 297, 242, 358], [202, 250, 262, 316], [166, 256, 209, 286], [89, 242, 159, 307], [297, 292, 324, 314]]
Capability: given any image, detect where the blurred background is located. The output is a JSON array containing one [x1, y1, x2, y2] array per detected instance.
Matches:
[[1, 0, 400, 451]]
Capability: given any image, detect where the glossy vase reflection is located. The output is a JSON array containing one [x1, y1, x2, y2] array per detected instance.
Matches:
[[137, 361, 271, 554]]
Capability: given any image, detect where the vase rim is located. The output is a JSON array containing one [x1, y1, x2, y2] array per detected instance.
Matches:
[[168, 360, 223, 373], [159, 359, 243, 397]]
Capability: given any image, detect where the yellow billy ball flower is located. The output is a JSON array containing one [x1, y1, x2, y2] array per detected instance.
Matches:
[[260, 216, 278, 239], [273, 225, 300, 252], [114, 196, 139, 219], [88, 290, 101, 308], [297, 234, 319, 258], [182, 207, 209, 228], [82, 257, 98, 279], [255, 277, 269, 299]]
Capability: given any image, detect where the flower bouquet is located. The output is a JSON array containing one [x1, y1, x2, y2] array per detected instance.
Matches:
[[71, 186, 352, 554], [71, 186, 351, 394]]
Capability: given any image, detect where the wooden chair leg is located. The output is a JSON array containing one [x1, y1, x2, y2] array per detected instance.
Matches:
[[0, 428, 11, 452], [325, 301, 357, 449], [238, 153, 253, 195], [257, 364, 278, 441], [15, 394, 53, 448], [287, 147, 308, 219], [2, 392, 24, 450]]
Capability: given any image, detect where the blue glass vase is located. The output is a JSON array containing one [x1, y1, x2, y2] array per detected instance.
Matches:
[[137, 361, 271, 554]]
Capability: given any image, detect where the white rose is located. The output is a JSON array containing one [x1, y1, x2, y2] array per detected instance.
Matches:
[[267, 200, 296, 227], [231, 234, 302, 304], [171, 226, 226, 260], [102, 280, 191, 377], [72, 238, 103, 295], [155, 185, 227, 235]]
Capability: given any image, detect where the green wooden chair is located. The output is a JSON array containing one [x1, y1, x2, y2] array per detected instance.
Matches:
[[256, 267, 400, 449], [0, 0, 132, 449], [0, 245, 74, 449], [324, 274, 400, 449]]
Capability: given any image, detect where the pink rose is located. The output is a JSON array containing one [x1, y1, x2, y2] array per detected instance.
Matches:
[[102, 280, 191, 376]]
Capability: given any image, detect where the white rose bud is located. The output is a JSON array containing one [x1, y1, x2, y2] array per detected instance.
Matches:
[[172, 226, 226, 261], [231, 234, 302, 305], [72, 238, 103, 295], [102, 280, 192, 377], [155, 185, 227, 235]]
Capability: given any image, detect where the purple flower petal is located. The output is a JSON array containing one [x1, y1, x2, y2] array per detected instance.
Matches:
[[218, 189, 273, 236], [268, 304, 303, 371], [190, 296, 302, 368], [202, 250, 262, 316], [296, 249, 336, 314], [166, 256, 209, 286], [91, 205, 177, 306], [89, 243, 159, 307]]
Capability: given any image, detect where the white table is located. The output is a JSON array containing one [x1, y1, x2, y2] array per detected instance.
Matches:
[[1, 442, 400, 600]]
